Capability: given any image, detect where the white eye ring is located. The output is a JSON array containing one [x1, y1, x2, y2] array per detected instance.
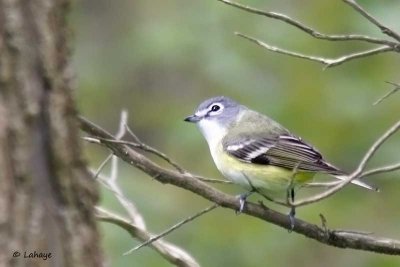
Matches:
[[208, 103, 224, 115]]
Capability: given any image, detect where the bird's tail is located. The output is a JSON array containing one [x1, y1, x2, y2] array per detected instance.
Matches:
[[334, 175, 379, 192], [320, 160, 379, 192]]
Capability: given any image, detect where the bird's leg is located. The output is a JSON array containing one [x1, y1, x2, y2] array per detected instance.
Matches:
[[236, 190, 255, 214], [235, 172, 261, 214], [287, 164, 299, 232], [287, 186, 296, 231]]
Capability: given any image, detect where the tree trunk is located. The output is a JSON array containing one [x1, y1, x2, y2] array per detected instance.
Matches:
[[0, 1, 103, 266]]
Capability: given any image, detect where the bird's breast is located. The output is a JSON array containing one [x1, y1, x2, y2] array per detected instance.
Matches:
[[209, 143, 315, 193]]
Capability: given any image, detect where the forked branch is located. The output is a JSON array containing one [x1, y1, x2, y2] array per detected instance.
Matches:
[[217, 0, 400, 67], [236, 32, 393, 68], [80, 116, 400, 255], [91, 112, 200, 267]]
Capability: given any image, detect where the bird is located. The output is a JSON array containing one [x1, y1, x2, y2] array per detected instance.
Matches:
[[184, 96, 377, 229]]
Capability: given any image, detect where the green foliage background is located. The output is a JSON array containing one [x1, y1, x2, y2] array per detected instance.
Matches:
[[72, 1, 400, 266]]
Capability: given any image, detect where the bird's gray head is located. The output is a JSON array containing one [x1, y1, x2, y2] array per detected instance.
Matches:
[[184, 96, 242, 126], [184, 96, 244, 146]]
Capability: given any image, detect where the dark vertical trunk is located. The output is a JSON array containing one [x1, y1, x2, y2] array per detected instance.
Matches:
[[0, 1, 103, 266]]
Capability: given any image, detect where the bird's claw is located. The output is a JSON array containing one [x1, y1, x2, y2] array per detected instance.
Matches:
[[288, 207, 296, 232], [238, 197, 246, 214], [236, 191, 253, 214]]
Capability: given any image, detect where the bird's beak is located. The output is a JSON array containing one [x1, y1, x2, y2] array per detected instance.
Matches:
[[184, 114, 201, 123]]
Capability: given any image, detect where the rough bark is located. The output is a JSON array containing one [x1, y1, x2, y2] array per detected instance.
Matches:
[[0, 1, 103, 266]]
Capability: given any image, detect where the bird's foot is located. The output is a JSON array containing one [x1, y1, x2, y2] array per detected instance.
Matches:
[[235, 191, 254, 214], [288, 206, 296, 232]]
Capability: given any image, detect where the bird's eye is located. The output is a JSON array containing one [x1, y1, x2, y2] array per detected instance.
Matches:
[[211, 105, 220, 112]]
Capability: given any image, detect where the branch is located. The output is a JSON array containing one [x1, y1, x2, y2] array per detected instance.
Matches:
[[88, 138, 231, 184], [79, 115, 400, 255], [292, 119, 400, 207], [343, 0, 400, 42], [217, 0, 400, 67], [373, 81, 400, 106], [96, 207, 200, 267], [92, 111, 200, 267], [359, 163, 400, 179], [356, 121, 400, 176], [124, 124, 187, 173], [304, 181, 341, 188], [217, 0, 398, 47], [92, 153, 113, 179], [236, 32, 393, 68], [124, 204, 219, 255]]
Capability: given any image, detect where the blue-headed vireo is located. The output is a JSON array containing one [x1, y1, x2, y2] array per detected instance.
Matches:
[[184, 96, 376, 228]]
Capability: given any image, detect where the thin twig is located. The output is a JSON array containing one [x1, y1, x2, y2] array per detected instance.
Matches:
[[359, 163, 400, 179], [116, 110, 128, 139], [109, 128, 186, 174], [304, 181, 342, 188], [86, 142, 230, 185], [107, 155, 146, 227], [96, 207, 200, 267], [92, 153, 113, 179], [95, 169, 210, 266], [105, 111, 146, 227], [90, 171, 138, 205], [82, 136, 101, 144], [217, 0, 398, 47], [124, 123, 141, 143], [373, 81, 400, 106], [194, 176, 233, 184], [236, 32, 393, 68], [104, 134, 230, 183], [124, 204, 219, 255], [355, 120, 400, 176], [293, 119, 400, 207], [124, 123, 187, 172], [343, 0, 400, 42]]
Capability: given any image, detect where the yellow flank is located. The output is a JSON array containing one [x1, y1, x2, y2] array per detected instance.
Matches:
[[211, 143, 315, 196]]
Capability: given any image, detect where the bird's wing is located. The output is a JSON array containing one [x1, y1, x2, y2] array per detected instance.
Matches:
[[223, 133, 343, 175]]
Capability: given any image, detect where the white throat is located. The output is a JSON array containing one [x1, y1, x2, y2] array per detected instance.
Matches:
[[197, 119, 227, 150]]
